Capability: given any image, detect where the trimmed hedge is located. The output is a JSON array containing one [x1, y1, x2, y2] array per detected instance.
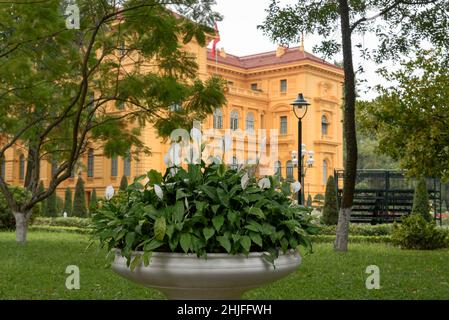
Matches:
[[318, 223, 393, 236], [32, 217, 91, 228], [311, 234, 392, 244]]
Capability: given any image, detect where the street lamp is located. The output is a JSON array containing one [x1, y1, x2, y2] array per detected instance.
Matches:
[[291, 93, 311, 205], [291, 146, 314, 204]]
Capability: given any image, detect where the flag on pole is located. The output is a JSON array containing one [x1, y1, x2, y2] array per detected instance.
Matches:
[[211, 22, 220, 58]]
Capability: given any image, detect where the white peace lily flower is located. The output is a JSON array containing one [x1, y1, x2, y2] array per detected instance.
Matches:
[[105, 185, 115, 200], [190, 127, 202, 145], [154, 185, 164, 200], [163, 153, 172, 167], [258, 177, 271, 189], [292, 181, 302, 194], [241, 173, 249, 190]]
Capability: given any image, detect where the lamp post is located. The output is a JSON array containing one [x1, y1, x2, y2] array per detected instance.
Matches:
[[292, 146, 314, 204], [291, 93, 311, 205]]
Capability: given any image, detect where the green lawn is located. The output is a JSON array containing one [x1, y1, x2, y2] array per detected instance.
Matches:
[[1, 231, 448, 300]]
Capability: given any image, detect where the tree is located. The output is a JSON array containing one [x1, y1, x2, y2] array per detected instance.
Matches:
[[412, 177, 432, 222], [73, 177, 87, 218], [89, 188, 98, 215], [260, 0, 449, 251], [45, 190, 58, 217], [322, 176, 339, 225], [64, 187, 72, 216], [120, 175, 129, 192], [306, 194, 312, 208], [0, 0, 225, 243], [358, 50, 449, 180]]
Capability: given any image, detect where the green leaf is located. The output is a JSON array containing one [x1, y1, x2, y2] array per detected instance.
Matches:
[[173, 201, 185, 222], [154, 217, 166, 241], [216, 188, 230, 206], [147, 170, 163, 186], [200, 185, 219, 202], [240, 235, 251, 253], [176, 189, 190, 201], [203, 227, 215, 242], [180, 233, 192, 253], [125, 232, 136, 248], [130, 254, 141, 272], [249, 232, 263, 248], [212, 215, 225, 231], [217, 236, 231, 253], [248, 207, 265, 219], [144, 239, 163, 252], [143, 251, 152, 267], [166, 224, 175, 239], [227, 211, 240, 226]]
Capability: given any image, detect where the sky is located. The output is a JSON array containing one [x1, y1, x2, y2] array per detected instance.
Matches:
[[211, 0, 384, 101]]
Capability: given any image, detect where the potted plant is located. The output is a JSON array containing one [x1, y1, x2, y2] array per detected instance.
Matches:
[[92, 156, 318, 300]]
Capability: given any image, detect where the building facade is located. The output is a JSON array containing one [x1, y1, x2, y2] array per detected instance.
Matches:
[[0, 42, 344, 203]]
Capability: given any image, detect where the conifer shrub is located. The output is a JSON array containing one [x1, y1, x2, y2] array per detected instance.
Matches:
[[73, 177, 87, 217], [321, 176, 338, 225]]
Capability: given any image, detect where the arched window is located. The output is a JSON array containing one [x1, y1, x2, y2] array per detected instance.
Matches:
[[274, 161, 282, 177], [230, 110, 239, 131], [323, 160, 328, 185], [286, 160, 294, 181], [111, 156, 118, 177], [19, 154, 25, 180], [213, 108, 223, 129], [245, 112, 255, 132], [0, 157, 5, 179], [231, 156, 238, 170], [87, 149, 94, 178], [321, 115, 329, 136], [124, 151, 131, 177]]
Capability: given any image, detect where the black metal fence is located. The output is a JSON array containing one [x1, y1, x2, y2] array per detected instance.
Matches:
[[334, 170, 442, 224]]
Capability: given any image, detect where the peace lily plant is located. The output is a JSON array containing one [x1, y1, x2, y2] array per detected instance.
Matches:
[[91, 134, 318, 299]]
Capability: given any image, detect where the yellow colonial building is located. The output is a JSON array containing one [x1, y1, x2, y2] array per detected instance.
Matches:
[[0, 41, 344, 203]]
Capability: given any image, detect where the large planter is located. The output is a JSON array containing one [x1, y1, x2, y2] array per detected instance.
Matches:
[[112, 250, 301, 300]]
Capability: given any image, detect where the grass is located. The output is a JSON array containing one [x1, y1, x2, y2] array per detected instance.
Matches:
[[1, 231, 448, 300]]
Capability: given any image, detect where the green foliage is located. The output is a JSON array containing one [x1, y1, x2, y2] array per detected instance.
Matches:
[[312, 235, 391, 244], [391, 215, 449, 250], [0, 186, 37, 230], [321, 176, 338, 225], [120, 176, 128, 192], [64, 188, 72, 216], [412, 178, 432, 222], [89, 189, 98, 215], [358, 50, 449, 180], [37, 181, 46, 216], [45, 191, 58, 217], [92, 163, 319, 268], [73, 178, 87, 218]]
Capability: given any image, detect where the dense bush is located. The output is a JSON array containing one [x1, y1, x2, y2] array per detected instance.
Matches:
[[93, 161, 319, 268], [45, 191, 58, 217], [306, 194, 312, 207], [412, 177, 432, 222], [313, 194, 324, 209], [73, 177, 87, 217], [312, 234, 392, 244], [0, 186, 38, 230], [391, 214, 449, 250], [322, 176, 338, 225]]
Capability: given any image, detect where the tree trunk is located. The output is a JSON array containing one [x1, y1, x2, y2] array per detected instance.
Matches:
[[14, 212, 29, 244], [334, 0, 358, 252]]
